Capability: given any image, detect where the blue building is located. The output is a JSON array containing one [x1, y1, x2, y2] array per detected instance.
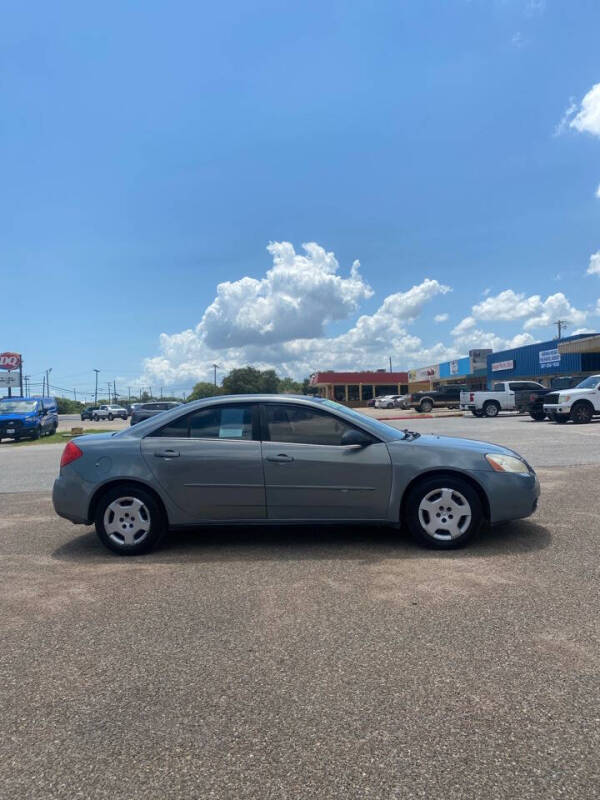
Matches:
[[486, 334, 600, 387]]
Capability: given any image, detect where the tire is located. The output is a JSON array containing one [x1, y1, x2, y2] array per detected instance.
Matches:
[[95, 484, 167, 556], [404, 475, 483, 549], [108, 413, 114, 421], [529, 411, 546, 422], [471, 409, 484, 417], [570, 402, 593, 425], [551, 413, 568, 424], [483, 401, 500, 418], [420, 399, 434, 413], [31, 426, 41, 440], [92, 415, 97, 421], [386, 403, 394, 409]]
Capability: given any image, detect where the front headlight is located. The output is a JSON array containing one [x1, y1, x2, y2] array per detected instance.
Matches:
[[485, 453, 529, 474], [559, 395, 571, 403]]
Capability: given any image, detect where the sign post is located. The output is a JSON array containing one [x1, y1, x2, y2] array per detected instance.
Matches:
[[0, 352, 22, 398]]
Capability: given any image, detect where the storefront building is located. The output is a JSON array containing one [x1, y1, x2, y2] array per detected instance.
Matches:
[[486, 334, 600, 387], [408, 350, 491, 392], [309, 371, 409, 407]]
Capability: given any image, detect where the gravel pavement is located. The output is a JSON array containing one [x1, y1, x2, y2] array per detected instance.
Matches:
[[1, 415, 600, 799]]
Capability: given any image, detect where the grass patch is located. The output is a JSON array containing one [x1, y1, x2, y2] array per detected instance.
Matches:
[[1, 429, 118, 447]]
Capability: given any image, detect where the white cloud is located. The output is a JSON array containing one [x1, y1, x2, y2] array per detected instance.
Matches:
[[587, 251, 600, 276], [451, 316, 476, 336], [471, 289, 587, 330], [140, 242, 453, 385], [555, 98, 578, 136], [595, 183, 600, 199], [569, 83, 600, 137], [434, 313, 449, 323]]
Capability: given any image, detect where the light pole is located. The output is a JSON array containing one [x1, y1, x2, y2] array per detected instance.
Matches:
[[93, 369, 100, 405], [212, 363, 220, 387], [45, 368, 52, 396]]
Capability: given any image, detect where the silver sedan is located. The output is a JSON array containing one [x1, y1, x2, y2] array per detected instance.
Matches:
[[52, 394, 540, 555]]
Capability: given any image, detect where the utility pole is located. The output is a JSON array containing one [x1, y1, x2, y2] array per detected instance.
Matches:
[[212, 363, 220, 386], [74, 388, 77, 403], [24, 375, 30, 395], [554, 320, 568, 339], [160, 386, 163, 399], [389, 356, 393, 373], [45, 367, 52, 396], [113, 380, 117, 401], [93, 369, 100, 405], [107, 382, 111, 404]]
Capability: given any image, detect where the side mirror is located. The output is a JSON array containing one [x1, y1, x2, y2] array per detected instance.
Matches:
[[341, 429, 372, 447]]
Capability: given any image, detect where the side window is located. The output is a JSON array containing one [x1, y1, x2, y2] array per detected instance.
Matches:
[[190, 405, 254, 440], [265, 404, 357, 446], [151, 414, 190, 438], [492, 383, 504, 392], [150, 404, 255, 439]]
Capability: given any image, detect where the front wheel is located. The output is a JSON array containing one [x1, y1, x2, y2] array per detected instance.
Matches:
[[108, 413, 114, 421], [95, 484, 166, 555], [404, 476, 483, 549], [529, 411, 546, 421], [471, 409, 483, 417], [570, 403, 593, 424], [420, 399, 434, 413], [551, 413, 568, 424], [31, 426, 41, 440]]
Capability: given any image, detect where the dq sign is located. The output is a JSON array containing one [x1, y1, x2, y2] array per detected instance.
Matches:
[[0, 352, 21, 371]]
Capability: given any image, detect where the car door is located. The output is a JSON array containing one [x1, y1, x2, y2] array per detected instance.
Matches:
[[260, 402, 392, 521], [140, 402, 266, 521]]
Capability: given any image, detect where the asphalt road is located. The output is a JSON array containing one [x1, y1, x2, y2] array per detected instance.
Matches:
[[1, 415, 600, 799]]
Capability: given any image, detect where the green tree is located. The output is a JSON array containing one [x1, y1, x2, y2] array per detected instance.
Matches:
[[222, 366, 280, 394], [278, 376, 303, 394], [187, 381, 222, 401], [55, 396, 84, 414]]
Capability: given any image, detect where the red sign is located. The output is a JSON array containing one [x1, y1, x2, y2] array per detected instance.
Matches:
[[0, 352, 21, 371]]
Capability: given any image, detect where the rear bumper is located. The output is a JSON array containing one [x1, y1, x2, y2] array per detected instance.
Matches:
[[52, 474, 92, 525]]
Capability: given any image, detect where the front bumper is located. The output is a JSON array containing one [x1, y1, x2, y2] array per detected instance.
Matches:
[[476, 470, 540, 524], [0, 423, 37, 438], [543, 403, 571, 415]]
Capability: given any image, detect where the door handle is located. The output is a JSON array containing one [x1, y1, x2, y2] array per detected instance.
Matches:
[[154, 449, 180, 458], [266, 453, 294, 463]]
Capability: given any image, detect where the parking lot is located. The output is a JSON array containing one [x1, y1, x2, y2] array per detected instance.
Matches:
[[2, 414, 600, 799]]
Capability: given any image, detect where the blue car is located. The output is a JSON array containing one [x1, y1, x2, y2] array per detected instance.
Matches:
[[0, 396, 58, 441]]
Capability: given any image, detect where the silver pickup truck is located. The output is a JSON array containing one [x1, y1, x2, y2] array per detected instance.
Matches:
[[92, 404, 128, 421], [460, 381, 546, 418]]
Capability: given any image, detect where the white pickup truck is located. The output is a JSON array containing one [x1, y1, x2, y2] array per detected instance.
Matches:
[[542, 374, 600, 424], [460, 380, 546, 418], [92, 404, 127, 421]]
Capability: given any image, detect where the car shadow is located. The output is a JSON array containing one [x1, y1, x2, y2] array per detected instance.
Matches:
[[51, 519, 551, 565]]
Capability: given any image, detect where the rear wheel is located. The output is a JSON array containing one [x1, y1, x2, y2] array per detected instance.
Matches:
[[108, 413, 114, 421], [404, 476, 483, 549], [471, 409, 483, 417], [483, 401, 500, 418], [570, 402, 593, 425], [420, 399, 434, 413], [95, 484, 166, 555]]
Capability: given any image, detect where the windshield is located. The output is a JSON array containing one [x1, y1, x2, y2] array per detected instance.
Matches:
[[574, 376, 600, 390], [0, 400, 37, 414], [321, 399, 413, 439]]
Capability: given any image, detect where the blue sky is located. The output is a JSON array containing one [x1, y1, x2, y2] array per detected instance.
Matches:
[[1, 0, 599, 398]]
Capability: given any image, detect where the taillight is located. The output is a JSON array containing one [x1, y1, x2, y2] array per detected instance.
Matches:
[[60, 441, 83, 468], [470, 393, 474, 401]]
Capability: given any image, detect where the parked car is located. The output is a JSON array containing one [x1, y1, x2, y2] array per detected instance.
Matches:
[[374, 394, 406, 409], [80, 406, 98, 421], [524, 377, 583, 421], [460, 381, 546, 418], [543, 374, 600, 424], [92, 404, 128, 421], [0, 396, 58, 441], [53, 393, 540, 556], [130, 401, 182, 426], [407, 384, 467, 413]]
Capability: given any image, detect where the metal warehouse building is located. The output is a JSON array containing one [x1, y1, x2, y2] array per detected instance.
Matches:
[[486, 334, 600, 387]]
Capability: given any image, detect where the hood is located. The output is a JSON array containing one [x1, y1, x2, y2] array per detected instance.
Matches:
[[0, 412, 36, 421], [390, 433, 518, 458], [556, 387, 593, 398]]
